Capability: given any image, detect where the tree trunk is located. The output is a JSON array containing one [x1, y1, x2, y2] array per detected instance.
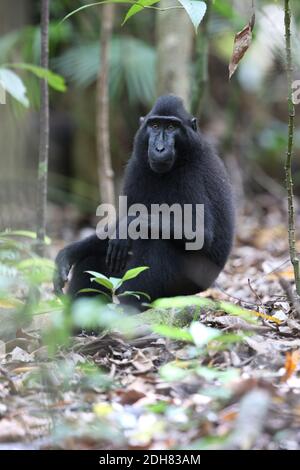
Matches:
[[156, 0, 194, 109], [96, 4, 115, 209], [36, 0, 50, 256]]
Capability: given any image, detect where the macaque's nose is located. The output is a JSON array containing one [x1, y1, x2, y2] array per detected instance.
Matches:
[[156, 143, 165, 153]]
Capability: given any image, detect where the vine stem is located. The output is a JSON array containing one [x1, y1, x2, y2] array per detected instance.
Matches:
[[62, 2, 184, 23], [284, 0, 300, 295]]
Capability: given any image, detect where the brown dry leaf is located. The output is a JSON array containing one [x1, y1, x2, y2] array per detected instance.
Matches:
[[117, 388, 146, 405], [132, 350, 154, 373], [253, 226, 286, 250], [8, 347, 33, 363], [11, 366, 39, 374], [219, 407, 238, 423], [229, 14, 255, 79], [267, 268, 294, 281], [212, 315, 269, 332], [281, 350, 300, 382], [245, 336, 276, 355], [0, 418, 26, 442]]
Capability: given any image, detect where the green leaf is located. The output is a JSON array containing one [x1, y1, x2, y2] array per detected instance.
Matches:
[[0, 68, 29, 107], [177, 0, 207, 33], [6, 63, 66, 92], [17, 258, 55, 283], [54, 37, 156, 104], [196, 366, 239, 384], [152, 324, 193, 342], [109, 276, 122, 290], [118, 290, 151, 301], [79, 288, 111, 300], [152, 295, 214, 309], [189, 322, 221, 347], [93, 277, 115, 290], [86, 271, 114, 291], [122, 0, 159, 25], [122, 266, 149, 282], [160, 363, 190, 381], [0, 230, 51, 245]]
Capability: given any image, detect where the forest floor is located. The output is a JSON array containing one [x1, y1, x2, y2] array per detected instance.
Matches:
[[1, 195, 300, 450]]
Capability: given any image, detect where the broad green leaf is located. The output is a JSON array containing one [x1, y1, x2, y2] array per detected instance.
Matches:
[[189, 322, 220, 347], [160, 363, 190, 381], [177, 0, 207, 33], [17, 258, 55, 270], [17, 258, 55, 283], [33, 297, 64, 315], [152, 295, 214, 309], [0, 68, 29, 107], [152, 295, 271, 326], [0, 297, 23, 308], [122, 0, 159, 25], [86, 271, 114, 291], [85, 270, 107, 279], [71, 297, 108, 329], [118, 290, 151, 301], [7, 63, 66, 92], [196, 366, 239, 384], [152, 324, 193, 342], [122, 266, 149, 282], [92, 277, 114, 291], [0, 230, 51, 245], [118, 291, 141, 300], [79, 288, 111, 300], [109, 276, 122, 290]]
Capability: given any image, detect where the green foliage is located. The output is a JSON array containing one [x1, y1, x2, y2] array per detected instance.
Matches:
[[62, 0, 207, 32], [122, 0, 159, 25], [152, 295, 260, 324], [6, 63, 67, 92], [0, 68, 29, 107], [152, 324, 193, 342], [177, 0, 207, 33], [83, 266, 149, 302], [0, 63, 66, 107], [0, 230, 51, 244], [54, 37, 156, 105]]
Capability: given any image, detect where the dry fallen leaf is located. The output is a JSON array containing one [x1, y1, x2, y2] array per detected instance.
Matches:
[[229, 13, 255, 79], [117, 388, 146, 405], [281, 350, 300, 382]]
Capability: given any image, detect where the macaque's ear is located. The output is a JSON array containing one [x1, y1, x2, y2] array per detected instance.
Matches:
[[139, 116, 145, 126], [191, 117, 197, 131]]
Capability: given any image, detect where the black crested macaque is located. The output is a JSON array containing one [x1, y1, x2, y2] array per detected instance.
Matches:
[[54, 95, 235, 309]]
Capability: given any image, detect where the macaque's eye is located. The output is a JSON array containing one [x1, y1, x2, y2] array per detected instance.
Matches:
[[167, 124, 175, 131], [152, 123, 159, 130]]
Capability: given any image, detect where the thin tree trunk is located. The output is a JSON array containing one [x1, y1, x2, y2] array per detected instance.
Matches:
[[284, 0, 300, 295], [96, 4, 115, 209], [156, 0, 193, 109], [192, 0, 211, 117], [36, 0, 49, 256]]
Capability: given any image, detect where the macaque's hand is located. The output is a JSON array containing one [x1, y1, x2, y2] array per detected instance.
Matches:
[[106, 238, 131, 273], [53, 248, 72, 295]]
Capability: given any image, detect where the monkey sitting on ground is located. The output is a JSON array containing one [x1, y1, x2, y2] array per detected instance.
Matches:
[[54, 95, 235, 309]]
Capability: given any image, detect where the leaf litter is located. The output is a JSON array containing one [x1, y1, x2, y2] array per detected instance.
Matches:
[[1, 199, 300, 449]]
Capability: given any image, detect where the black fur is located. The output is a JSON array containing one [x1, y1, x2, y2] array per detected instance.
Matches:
[[54, 95, 235, 308]]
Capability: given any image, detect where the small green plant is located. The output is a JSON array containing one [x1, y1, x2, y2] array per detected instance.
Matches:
[[80, 266, 151, 303]]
